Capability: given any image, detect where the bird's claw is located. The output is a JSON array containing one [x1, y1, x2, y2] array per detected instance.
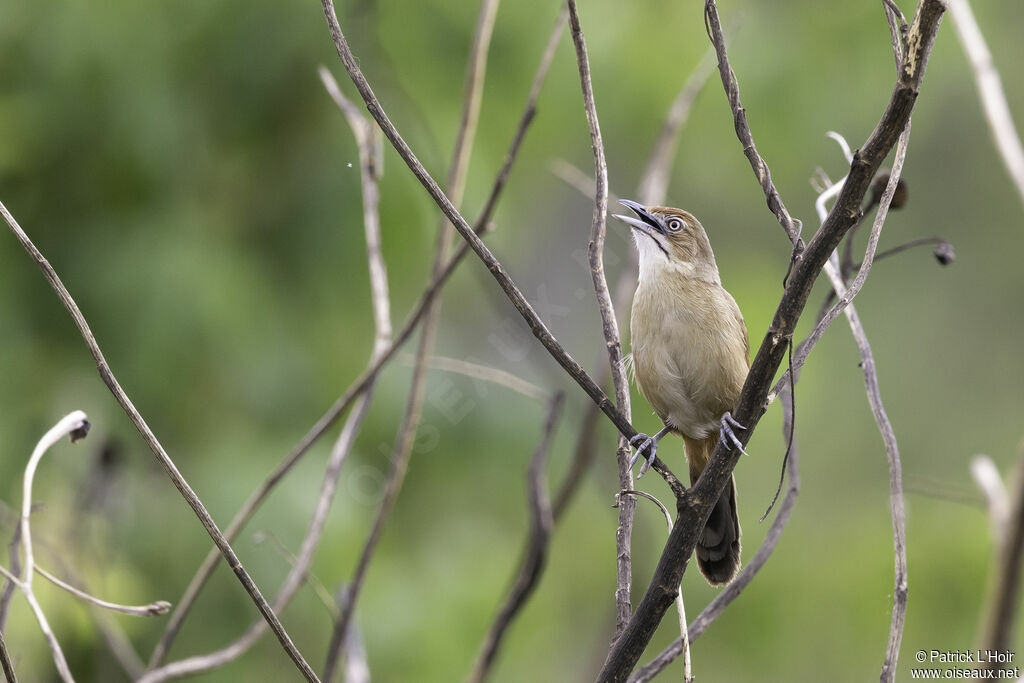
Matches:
[[628, 432, 658, 477], [719, 411, 750, 457]]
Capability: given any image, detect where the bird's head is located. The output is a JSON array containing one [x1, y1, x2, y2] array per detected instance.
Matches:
[[612, 199, 719, 283]]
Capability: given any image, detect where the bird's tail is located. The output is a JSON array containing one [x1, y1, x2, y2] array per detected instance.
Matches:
[[683, 433, 741, 586]]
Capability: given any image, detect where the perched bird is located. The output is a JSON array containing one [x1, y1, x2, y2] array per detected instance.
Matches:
[[613, 199, 749, 585]]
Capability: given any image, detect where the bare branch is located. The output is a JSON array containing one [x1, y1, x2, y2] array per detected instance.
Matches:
[[323, 2, 500, 678], [1, 202, 320, 682], [618, 490, 693, 683], [637, 45, 721, 206], [704, 0, 802, 246], [978, 446, 1024, 673], [774, 125, 912, 407], [0, 516, 22, 631], [467, 393, 563, 683], [145, 41, 396, 680], [552, 43, 721, 523], [147, 7, 548, 655], [566, 0, 637, 636], [948, 0, 1024, 213], [972, 455, 1010, 540], [0, 630, 16, 683], [34, 567, 169, 617], [882, 0, 908, 71], [598, 0, 945, 676], [630, 349, 802, 683], [824, 264, 908, 681], [321, 0, 632, 443], [404, 354, 548, 401], [13, 411, 91, 683]]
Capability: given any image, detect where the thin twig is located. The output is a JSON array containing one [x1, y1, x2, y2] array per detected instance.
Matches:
[[144, 54, 395, 682], [34, 567, 169, 617], [775, 125, 911, 406], [551, 42, 720, 522], [630, 350, 802, 683], [823, 263, 908, 682], [0, 630, 16, 683], [971, 455, 1010, 540], [599, 1, 945, 677], [323, 2, 500, 678], [401, 354, 548, 401], [617, 490, 693, 683], [862, 236, 954, 268], [882, 0, 908, 71], [566, 0, 636, 637], [320, 0, 695, 498], [550, 159, 620, 206], [948, 0, 1024, 213], [1, 202, 320, 682], [0, 508, 23, 631], [147, 19, 543, 657], [809, 125, 912, 681], [704, 0, 802, 247], [636, 45, 720, 206], [467, 393, 563, 683], [253, 532, 341, 617], [38, 549, 148, 680], [978, 446, 1024, 673], [16, 411, 90, 683]]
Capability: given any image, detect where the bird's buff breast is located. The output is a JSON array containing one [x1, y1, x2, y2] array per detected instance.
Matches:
[[629, 279, 747, 439]]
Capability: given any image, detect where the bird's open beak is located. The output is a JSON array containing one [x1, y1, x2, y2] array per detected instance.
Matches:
[[612, 199, 665, 235]]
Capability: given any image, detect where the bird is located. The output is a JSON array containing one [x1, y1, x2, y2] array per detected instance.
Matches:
[[613, 199, 749, 585]]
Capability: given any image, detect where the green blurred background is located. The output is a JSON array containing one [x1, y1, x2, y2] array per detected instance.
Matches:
[[1, 0, 1022, 680]]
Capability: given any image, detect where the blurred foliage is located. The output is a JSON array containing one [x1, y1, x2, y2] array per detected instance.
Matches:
[[1, 0, 1023, 681]]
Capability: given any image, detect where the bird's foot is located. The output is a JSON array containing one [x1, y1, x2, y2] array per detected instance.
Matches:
[[628, 426, 671, 477], [628, 433, 658, 472], [719, 412, 750, 457]]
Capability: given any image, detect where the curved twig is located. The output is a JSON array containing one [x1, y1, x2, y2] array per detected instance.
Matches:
[[948, 0, 1024, 213], [467, 394, 563, 683], [320, 0, 694, 499], [147, 10, 548, 658], [598, 1, 945, 678], [143, 66, 394, 681], [566, 0, 636, 636], [2, 201, 320, 682], [35, 567, 170, 617], [322, 2, 500, 678]]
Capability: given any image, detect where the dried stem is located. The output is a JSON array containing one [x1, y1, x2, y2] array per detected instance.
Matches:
[[552, 43, 719, 524], [0, 630, 15, 683], [971, 455, 1010, 540], [704, 0, 802, 246], [320, 0, 694, 498], [147, 13, 545, 658], [406, 354, 549, 401], [598, 1, 945, 677], [637, 46, 721, 206], [143, 61, 394, 681], [630, 335, 802, 683], [323, 2, 499, 678], [948, 0, 1024, 213], [618, 490, 693, 683], [0, 519, 21, 631], [1, 201, 320, 681], [566, 0, 636, 637], [467, 393, 563, 683], [978, 447, 1024, 673], [823, 263, 908, 681], [34, 567, 170, 617], [13, 411, 91, 683]]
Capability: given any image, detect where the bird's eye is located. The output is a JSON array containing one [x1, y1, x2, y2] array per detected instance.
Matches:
[[665, 217, 684, 232]]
